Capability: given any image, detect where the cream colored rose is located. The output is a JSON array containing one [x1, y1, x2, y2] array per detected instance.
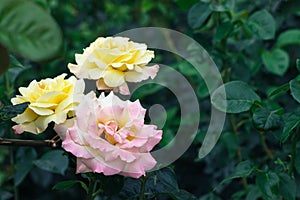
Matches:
[[68, 37, 159, 95], [11, 74, 84, 134]]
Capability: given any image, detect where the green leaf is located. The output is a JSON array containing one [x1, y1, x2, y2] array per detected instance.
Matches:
[[176, 0, 198, 9], [33, 150, 68, 175], [209, 0, 234, 12], [52, 180, 88, 193], [276, 29, 300, 48], [14, 147, 37, 186], [0, 44, 9, 76], [221, 132, 239, 159], [268, 83, 290, 98], [0, 0, 63, 61], [199, 193, 222, 200], [0, 102, 29, 120], [0, 191, 13, 200], [247, 9, 276, 40], [296, 59, 300, 72], [9, 55, 25, 69], [114, 167, 182, 199], [221, 161, 254, 184], [211, 81, 261, 113], [262, 49, 290, 76], [131, 84, 162, 100], [177, 61, 198, 76], [278, 173, 296, 200], [281, 110, 300, 142], [252, 108, 281, 131], [197, 79, 209, 98], [256, 172, 279, 199], [245, 185, 261, 200], [153, 167, 179, 194], [290, 79, 300, 103], [32, 0, 50, 12], [188, 2, 212, 29], [148, 167, 180, 198], [170, 189, 197, 200], [215, 21, 233, 41], [7, 65, 30, 84]]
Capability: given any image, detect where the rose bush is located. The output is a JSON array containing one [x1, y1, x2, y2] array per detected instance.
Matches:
[[55, 91, 162, 178], [68, 37, 159, 95], [11, 74, 84, 134]]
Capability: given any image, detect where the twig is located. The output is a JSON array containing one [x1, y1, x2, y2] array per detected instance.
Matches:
[[259, 132, 273, 160], [0, 136, 60, 147], [230, 114, 248, 190]]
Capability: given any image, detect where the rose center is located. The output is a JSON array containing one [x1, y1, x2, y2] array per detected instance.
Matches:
[[111, 64, 129, 72], [103, 120, 119, 144], [100, 119, 135, 145]]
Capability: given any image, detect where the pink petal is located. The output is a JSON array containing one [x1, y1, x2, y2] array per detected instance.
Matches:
[[118, 82, 130, 95], [121, 153, 156, 178]]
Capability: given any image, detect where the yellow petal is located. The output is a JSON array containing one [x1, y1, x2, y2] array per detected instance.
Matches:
[[29, 105, 54, 116], [13, 122, 41, 134], [37, 91, 67, 104], [11, 95, 28, 105], [30, 102, 57, 108], [55, 97, 73, 113], [134, 51, 154, 64], [12, 108, 38, 123], [103, 69, 125, 87], [34, 115, 56, 132], [111, 63, 124, 68]]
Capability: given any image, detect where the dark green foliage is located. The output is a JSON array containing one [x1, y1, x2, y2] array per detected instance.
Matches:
[[252, 108, 281, 131], [211, 81, 261, 113], [33, 150, 69, 175], [1, 0, 300, 200], [0, 0, 63, 62], [0, 102, 29, 121]]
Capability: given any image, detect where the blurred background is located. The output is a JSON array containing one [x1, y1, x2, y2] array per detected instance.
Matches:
[[1, 0, 300, 199]]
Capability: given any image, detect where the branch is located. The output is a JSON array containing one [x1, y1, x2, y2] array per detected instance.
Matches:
[[0, 136, 60, 147]]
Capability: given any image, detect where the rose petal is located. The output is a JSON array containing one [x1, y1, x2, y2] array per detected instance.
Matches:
[[103, 69, 125, 87]]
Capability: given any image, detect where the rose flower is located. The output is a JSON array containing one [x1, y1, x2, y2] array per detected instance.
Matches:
[[54, 92, 162, 178], [11, 74, 84, 134], [68, 37, 159, 95]]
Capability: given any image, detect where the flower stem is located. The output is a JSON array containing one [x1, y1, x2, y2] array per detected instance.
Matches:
[[139, 175, 147, 200], [86, 177, 97, 200]]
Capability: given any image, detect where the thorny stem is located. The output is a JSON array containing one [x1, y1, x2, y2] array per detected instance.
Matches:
[[0, 135, 60, 147]]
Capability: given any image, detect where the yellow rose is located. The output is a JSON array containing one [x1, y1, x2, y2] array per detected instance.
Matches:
[[11, 74, 84, 134], [68, 37, 159, 95]]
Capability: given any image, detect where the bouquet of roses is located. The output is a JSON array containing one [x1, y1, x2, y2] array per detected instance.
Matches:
[[8, 36, 163, 199]]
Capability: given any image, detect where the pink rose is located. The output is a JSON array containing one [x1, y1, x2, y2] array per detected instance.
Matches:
[[54, 92, 162, 178]]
